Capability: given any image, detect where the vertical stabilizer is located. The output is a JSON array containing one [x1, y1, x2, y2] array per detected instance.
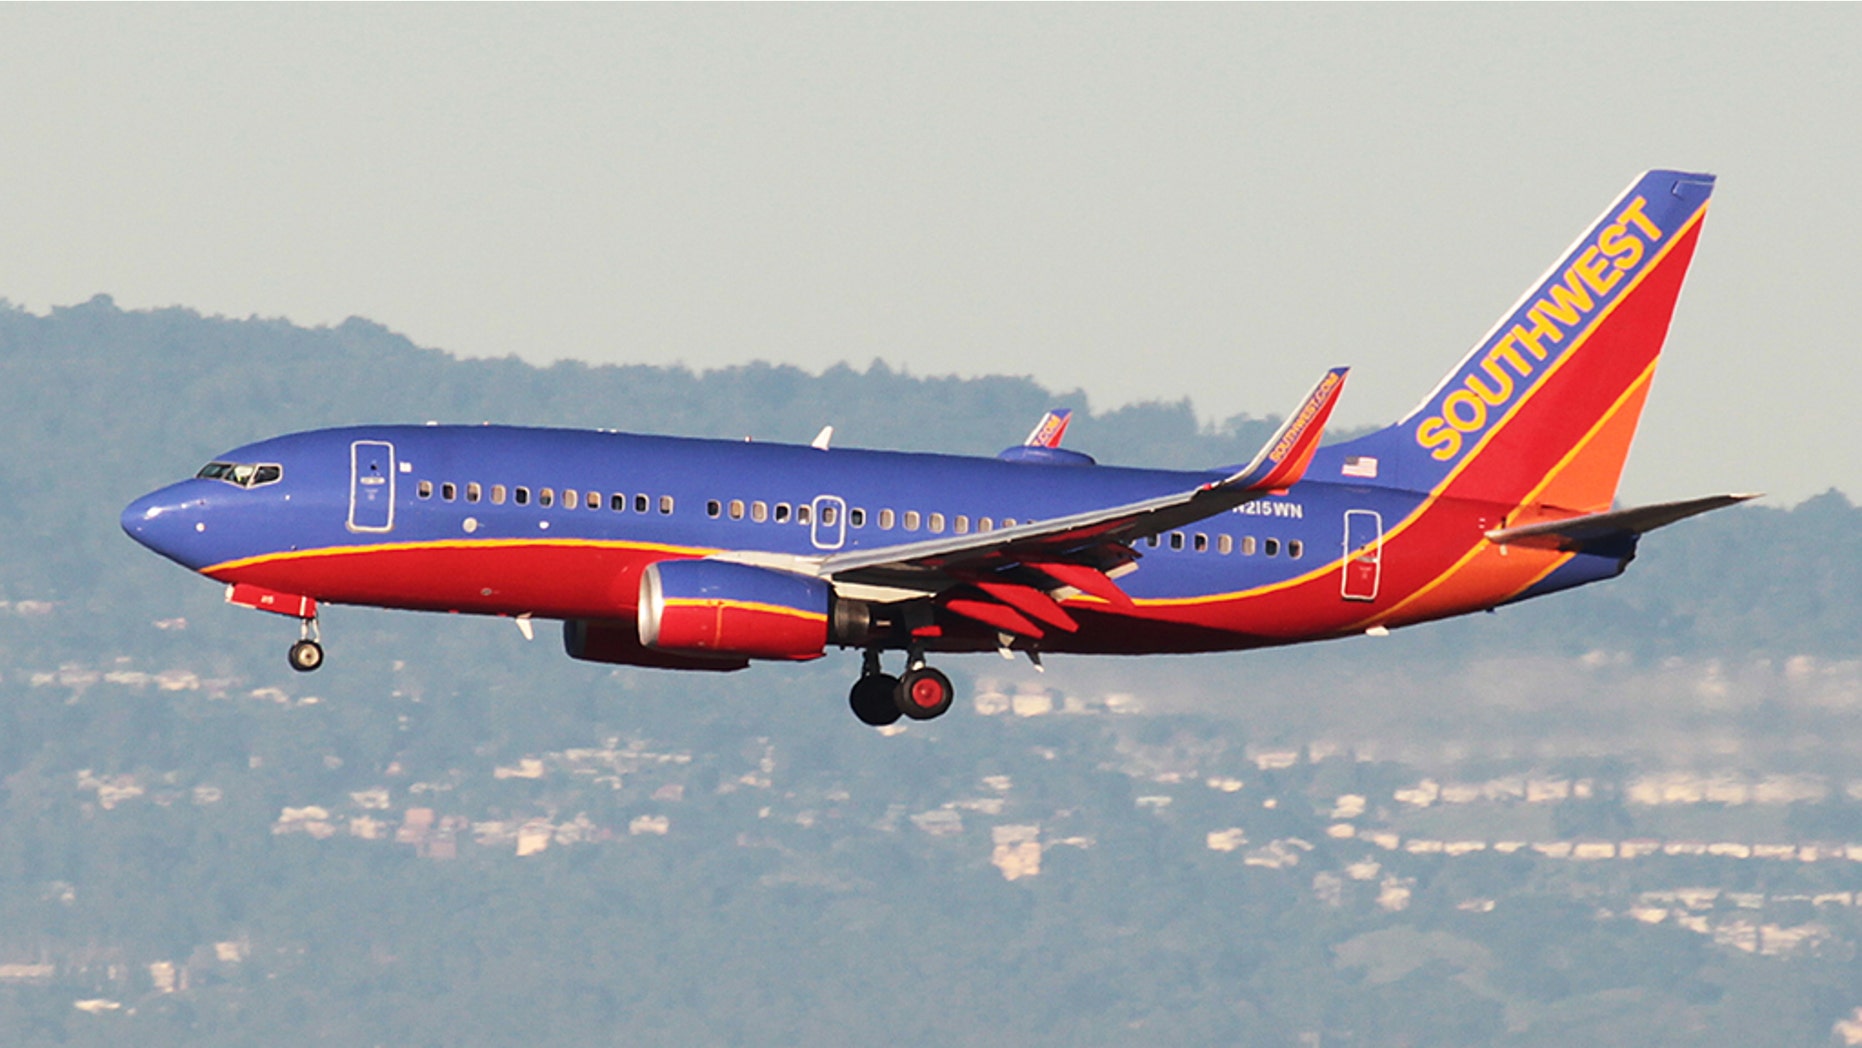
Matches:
[[1325, 170, 1713, 512]]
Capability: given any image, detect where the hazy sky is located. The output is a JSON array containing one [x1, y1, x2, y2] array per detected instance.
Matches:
[[3, 6, 1857, 504]]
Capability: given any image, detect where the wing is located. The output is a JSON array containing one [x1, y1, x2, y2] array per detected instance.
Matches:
[[814, 368, 1349, 619]]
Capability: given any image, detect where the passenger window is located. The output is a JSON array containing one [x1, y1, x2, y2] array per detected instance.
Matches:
[[902, 510, 921, 531], [706, 500, 722, 519], [775, 503, 791, 524], [729, 499, 745, 520], [418, 480, 433, 499], [563, 488, 578, 510], [953, 515, 970, 535], [1218, 534, 1233, 555], [797, 504, 811, 525], [1194, 533, 1209, 553], [1001, 518, 1016, 528], [821, 505, 837, 526], [1265, 538, 1280, 557], [587, 491, 599, 510], [442, 482, 457, 502], [1169, 532, 1184, 551], [491, 485, 507, 505], [978, 518, 993, 533], [1288, 539, 1303, 559], [1241, 536, 1256, 555], [878, 508, 895, 530], [1145, 534, 1159, 549], [659, 496, 673, 515], [849, 508, 865, 528], [539, 488, 555, 508], [466, 482, 482, 503], [635, 495, 649, 514], [514, 487, 530, 506], [927, 512, 945, 534], [752, 501, 769, 523]]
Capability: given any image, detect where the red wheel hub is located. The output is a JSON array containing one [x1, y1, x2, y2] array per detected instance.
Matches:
[[909, 676, 945, 709]]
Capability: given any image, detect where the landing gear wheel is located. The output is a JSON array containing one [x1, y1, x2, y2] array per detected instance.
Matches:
[[849, 674, 903, 727], [288, 640, 324, 673], [895, 667, 955, 721]]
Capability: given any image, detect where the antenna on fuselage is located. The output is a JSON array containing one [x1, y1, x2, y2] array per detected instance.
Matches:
[[811, 426, 833, 450]]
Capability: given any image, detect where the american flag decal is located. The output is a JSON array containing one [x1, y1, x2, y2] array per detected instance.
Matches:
[[1342, 456, 1378, 479]]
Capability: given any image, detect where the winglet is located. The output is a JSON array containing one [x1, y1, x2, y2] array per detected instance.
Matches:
[[1220, 367, 1349, 492], [1024, 409, 1073, 448]]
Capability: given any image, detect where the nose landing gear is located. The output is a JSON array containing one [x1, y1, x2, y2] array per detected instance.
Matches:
[[287, 615, 324, 673], [848, 647, 956, 726]]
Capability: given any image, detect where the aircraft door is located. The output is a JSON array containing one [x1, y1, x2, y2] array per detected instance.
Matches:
[[348, 440, 397, 533], [1342, 509, 1382, 601], [810, 495, 846, 550]]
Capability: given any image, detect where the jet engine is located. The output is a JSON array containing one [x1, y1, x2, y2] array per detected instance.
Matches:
[[562, 619, 749, 671], [638, 559, 871, 661]]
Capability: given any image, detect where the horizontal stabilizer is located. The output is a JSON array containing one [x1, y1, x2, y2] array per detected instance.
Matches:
[[1485, 493, 1760, 550]]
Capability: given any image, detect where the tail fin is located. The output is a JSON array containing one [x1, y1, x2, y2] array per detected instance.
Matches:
[[1324, 170, 1714, 512]]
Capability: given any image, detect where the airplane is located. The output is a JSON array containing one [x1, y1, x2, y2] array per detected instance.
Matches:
[[123, 169, 1752, 727]]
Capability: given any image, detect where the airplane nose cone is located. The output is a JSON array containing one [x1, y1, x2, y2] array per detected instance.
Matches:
[[122, 485, 209, 568]]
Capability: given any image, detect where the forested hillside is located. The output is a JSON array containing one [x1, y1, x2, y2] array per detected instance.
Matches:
[[1, 297, 1860, 1046]]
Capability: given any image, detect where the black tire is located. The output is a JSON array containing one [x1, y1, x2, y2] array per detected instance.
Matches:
[[849, 674, 902, 726], [895, 667, 954, 721], [288, 640, 324, 673]]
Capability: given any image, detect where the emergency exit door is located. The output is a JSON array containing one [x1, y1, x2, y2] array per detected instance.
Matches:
[[1342, 509, 1382, 601], [348, 440, 396, 533]]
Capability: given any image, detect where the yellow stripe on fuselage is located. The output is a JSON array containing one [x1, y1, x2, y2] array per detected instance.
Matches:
[[203, 536, 717, 577]]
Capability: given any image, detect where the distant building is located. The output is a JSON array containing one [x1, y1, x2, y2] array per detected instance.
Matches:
[[1206, 829, 1248, 853], [991, 825, 1041, 881], [1832, 1006, 1862, 1046], [517, 820, 554, 856], [909, 809, 962, 837], [1250, 749, 1299, 771], [1010, 689, 1053, 718], [628, 815, 670, 837], [1329, 794, 1366, 819], [72, 1000, 121, 1015], [1377, 876, 1413, 912]]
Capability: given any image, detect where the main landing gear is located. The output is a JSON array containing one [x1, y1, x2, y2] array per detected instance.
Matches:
[[848, 648, 955, 726], [287, 615, 324, 673]]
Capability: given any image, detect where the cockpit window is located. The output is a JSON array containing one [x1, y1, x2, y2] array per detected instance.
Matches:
[[197, 461, 284, 488]]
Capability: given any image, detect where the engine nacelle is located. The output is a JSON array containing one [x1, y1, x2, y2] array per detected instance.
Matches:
[[640, 560, 858, 661], [562, 619, 749, 671]]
